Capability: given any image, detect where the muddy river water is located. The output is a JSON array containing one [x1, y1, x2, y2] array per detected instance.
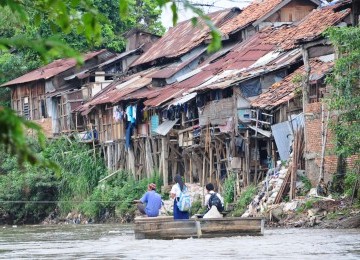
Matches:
[[0, 224, 359, 259]]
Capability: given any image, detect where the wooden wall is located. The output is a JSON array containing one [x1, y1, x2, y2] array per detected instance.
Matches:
[[11, 81, 46, 120]]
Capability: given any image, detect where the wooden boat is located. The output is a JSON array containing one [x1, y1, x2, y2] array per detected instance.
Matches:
[[134, 216, 264, 239]]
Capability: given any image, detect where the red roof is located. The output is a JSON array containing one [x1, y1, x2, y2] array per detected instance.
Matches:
[[1, 50, 110, 87], [131, 9, 239, 67], [204, 32, 275, 72], [219, 0, 284, 35], [144, 69, 218, 107], [251, 59, 333, 109], [262, 7, 351, 50]]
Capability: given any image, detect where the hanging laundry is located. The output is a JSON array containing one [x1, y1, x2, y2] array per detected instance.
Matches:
[[126, 105, 132, 122], [125, 123, 133, 150], [132, 104, 137, 121]]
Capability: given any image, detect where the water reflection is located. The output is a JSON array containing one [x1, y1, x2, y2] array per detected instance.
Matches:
[[0, 224, 359, 259]]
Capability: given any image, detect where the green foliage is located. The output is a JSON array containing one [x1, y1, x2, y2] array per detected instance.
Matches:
[[0, 149, 59, 224], [41, 137, 107, 213], [0, 137, 107, 224], [190, 199, 206, 215], [223, 172, 236, 204], [296, 198, 318, 213], [298, 175, 312, 196], [324, 27, 360, 160], [0, 108, 56, 169], [232, 185, 257, 217], [81, 171, 163, 222], [344, 170, 359, 200]]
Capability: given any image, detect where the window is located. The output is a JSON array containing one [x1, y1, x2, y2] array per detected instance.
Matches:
[[22, 97, 30, 120], [40, 99, 48, 118]]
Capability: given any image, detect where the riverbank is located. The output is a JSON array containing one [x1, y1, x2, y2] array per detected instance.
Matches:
[[40, 196, 360, 229], [265, 197, 360, 229]]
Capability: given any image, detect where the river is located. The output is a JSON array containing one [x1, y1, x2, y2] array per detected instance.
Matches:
[[0, 224, 359, 259]]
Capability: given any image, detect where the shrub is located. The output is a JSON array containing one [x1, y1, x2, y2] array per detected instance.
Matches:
[[223, 172, 236, 204], [232, 185, 257, 217]]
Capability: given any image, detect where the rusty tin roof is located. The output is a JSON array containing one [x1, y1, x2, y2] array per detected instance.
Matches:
[[251, 58, 333, 110], [131, 9, 240, 67], [1, 50, 110, 87]]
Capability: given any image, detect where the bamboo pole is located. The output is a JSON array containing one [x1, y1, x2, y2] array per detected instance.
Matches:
[[189, 155, 193, 184], [245, 130, 250, 186], [209, 145, 213, 183], [202, 155, 206, 201], [319, 105, 330, 182]]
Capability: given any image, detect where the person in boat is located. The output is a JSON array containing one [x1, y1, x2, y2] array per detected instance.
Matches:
[[170, 174, 190, 220], [203, 183, 224, 219], [134, 183, 162, 217]]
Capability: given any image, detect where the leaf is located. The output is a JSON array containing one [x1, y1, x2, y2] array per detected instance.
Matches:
[[34, 13, 41, 27], [191, 17, 198, 27], [170, 2, 178, 26], [207, 29, 222, 53], [119, 0, 129, 17]]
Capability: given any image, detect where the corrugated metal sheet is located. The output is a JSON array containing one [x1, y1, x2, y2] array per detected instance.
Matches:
[[203, 33, 275, 72], [262, 7, 350, 50], [64, 48, 141, 81], [271, 121, 292, 161], [165, 93, 197, 108], [154, 119, 179, 136], [251, 59, 333, 109], [131, 9, 239, 67], [147, 47, 207, 79], [219, 0, 284, 35], [144, 69, 217, 108], [98, 77, 152, 104], [1, 50, 111, 87], [144, 87, 184, 108], [289, 113, 305, 131]]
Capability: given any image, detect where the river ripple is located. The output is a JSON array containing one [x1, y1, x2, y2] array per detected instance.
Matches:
[[0, 224, 359, 259]]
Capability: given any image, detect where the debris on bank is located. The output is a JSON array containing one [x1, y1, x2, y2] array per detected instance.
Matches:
[[241, 162, 360, 228]]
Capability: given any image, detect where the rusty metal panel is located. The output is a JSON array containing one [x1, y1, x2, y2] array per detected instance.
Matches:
[[1, 50, 111, 87], [251, 59, 333, 110], [219, 0, 284, 35], [131, 9, 239, 67]]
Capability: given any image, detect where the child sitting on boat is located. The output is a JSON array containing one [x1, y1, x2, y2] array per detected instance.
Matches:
[[203, 183, 224, 219]]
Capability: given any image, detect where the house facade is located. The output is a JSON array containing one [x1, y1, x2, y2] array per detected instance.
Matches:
[[2, 0, 357, 198]]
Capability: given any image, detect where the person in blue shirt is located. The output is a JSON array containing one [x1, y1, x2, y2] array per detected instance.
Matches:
[[134, 183, 162, 217]]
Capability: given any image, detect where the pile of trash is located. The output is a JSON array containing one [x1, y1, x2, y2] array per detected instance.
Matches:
[[242, 161, 292, 218]]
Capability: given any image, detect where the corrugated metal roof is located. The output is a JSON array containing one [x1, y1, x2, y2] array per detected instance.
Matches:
[[147, 47, 207, 79], [92, 76, 152, 105], [64, 48, 141, 81], [219, 0, 284, 35], [1, 50, 110, 87], [145, 68, 218, 108], [144, 86, 185, 108], [219, 0, 322, 36], [203, 33, 276, 71], [131, 9, 239, 67], [262, 7, 350, 50], [154, 119, 179, 136], [251, 59, 333, 109], [165, 92, 197, 108]]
